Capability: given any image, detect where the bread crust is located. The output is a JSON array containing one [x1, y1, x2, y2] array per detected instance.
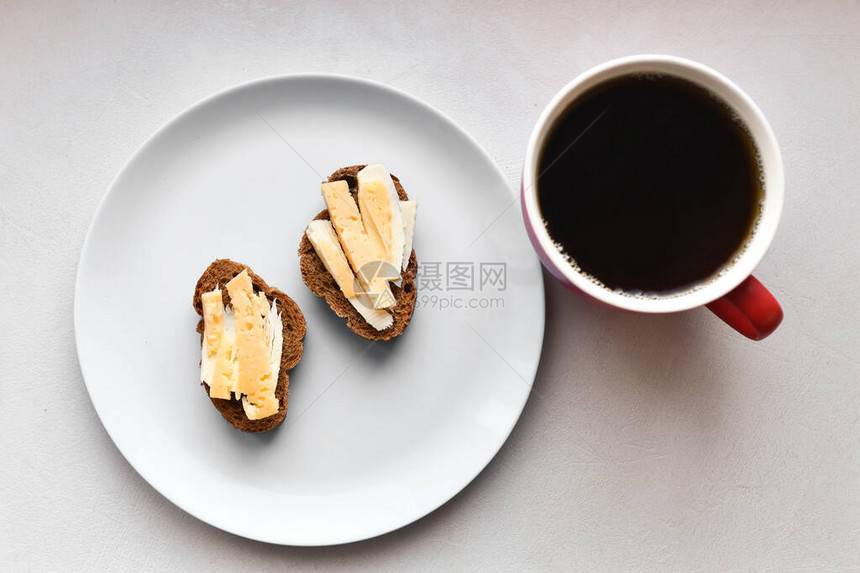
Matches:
[[193, 259, 306, 433], [298, 165, 417, 341]]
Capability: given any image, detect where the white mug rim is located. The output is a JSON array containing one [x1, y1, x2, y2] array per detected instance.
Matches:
[[522, 54, 784, 313]]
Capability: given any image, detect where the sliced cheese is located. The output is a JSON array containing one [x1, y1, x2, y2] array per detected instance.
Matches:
[[259, 296, 283, 416], [201, 289, 240, 399], [321, 180, 386, 275], [225, 271, 280, 420], [306, 219, 356, 298], [399, 200, 417, 271], [349, 293, 394, 331], [358, 190, 388, 266], [208, 320, 237, 400], [370, 280, 395, 309], [357, 164, 405, 272], [200, 288, 225, 384]]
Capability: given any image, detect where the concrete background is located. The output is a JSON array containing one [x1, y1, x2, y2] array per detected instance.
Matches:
[[1, 0, 858, 570]]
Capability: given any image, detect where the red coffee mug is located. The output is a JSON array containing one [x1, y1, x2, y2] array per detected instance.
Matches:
[[521, 55, 783, 340]]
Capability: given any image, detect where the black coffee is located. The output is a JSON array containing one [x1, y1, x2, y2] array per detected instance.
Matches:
[[538, 74, 762, 294]]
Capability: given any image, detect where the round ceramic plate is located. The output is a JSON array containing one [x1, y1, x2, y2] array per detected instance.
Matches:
[[75, 74, 545, 546]]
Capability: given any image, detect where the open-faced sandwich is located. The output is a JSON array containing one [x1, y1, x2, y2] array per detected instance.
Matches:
[[299, 164, 418, 341], [193, 259, 306, 433]]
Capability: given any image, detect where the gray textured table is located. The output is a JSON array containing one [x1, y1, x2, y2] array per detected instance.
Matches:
[[2, 1, 858, 570]]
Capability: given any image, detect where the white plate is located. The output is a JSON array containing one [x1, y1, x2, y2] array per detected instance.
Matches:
[[75, 74, 545, 546]]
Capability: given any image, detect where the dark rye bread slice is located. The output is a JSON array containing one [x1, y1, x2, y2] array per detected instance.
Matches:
[[193, 259, 306, 433], [299, 165, 417, 341]]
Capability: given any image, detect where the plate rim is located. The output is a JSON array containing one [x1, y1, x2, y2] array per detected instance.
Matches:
[[74, 72, 546, 546]]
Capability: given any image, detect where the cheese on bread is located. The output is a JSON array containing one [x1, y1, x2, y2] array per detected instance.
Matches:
[[310, 165, 418, 330], [200, 270, 283, 420]]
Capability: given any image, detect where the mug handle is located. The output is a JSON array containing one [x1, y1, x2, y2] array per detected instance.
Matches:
[[705, 276, 783, 340]]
